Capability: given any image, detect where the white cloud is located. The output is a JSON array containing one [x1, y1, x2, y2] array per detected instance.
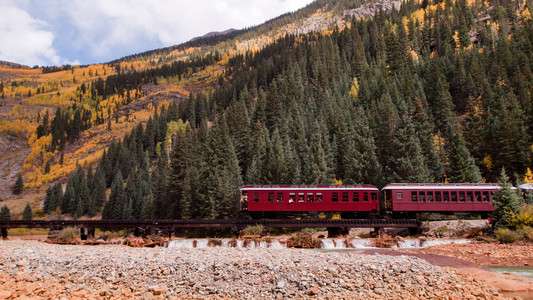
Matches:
[[62, 0, 314, 58], [0, 0, 314, 66], [0, 2, 77, 66]]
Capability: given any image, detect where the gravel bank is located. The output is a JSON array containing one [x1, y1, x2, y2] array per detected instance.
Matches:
[[0, 240, 505, 299]]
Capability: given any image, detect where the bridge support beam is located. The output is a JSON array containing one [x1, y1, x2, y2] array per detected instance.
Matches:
[[80, 228, 87, 240], [1, 228, 7, 240], [327, 227, 350, 238], [87, 228, 95, 239]]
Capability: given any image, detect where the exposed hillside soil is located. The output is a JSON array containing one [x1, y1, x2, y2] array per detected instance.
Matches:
[[0, 135, 29, 201]]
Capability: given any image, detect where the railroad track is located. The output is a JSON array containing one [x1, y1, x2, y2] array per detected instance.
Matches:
[[0, 219, 420, 239]]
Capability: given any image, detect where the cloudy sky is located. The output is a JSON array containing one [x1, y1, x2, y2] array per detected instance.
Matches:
[[0, 0, 314, 67]]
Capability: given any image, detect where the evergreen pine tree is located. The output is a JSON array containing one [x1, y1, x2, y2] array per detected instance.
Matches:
[[491, 168, 523, 228], [447, 133, 483, 182], [141, 191, 155, 219], [61, 180, 75, 214], [43, 186, 55, 214], [91, 167, 106, 214], [12, 174, 23, 195], [102, 171, 126, 220], [22, 203, 33, 220], [51, 182, 63, 212], [0, 205, 10, 220]]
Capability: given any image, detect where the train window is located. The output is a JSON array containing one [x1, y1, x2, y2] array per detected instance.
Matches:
[[371, 193, 377, 201], [419, 192, 426, 202], [298, 193, 305, 202], [396, 192, 403, 200], [482, 191, 489, 202], [467, 191, 473, 202], [332, 192, 338, 202], [459, 191, 466, 202], [364, 192, 369, 201], [411, 191, 418, 202], [475, 191, 481, 202], [342, 192, 349, 202], [443, 192, 449, 202], [307, 193, 314, 202], [427, 192, 434, 202], [451, 192, 458, 202], [316, 193, 323, 202], [289, 193, 296, 203], [435, 192, 441, 202], [490, 191, 496, 202], [267, 192, 274, 202], [253, 192, 259, 202], [353, 192, 359, 202], [277, 192, 284, 202]]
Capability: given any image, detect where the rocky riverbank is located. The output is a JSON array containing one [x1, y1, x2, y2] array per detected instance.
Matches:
[[0, 240, 507, 299], [400, 241, 533, 267]]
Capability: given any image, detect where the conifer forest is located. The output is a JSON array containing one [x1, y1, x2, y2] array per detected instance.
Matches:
[[30, 0, 533, 220]]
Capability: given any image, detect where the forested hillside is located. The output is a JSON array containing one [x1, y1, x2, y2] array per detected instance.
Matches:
[[37, 0, 533, 220], [3, 0, 533, 220]]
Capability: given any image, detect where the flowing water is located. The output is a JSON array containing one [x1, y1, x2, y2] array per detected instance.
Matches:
[[167, 238, 288, 249], [169, 237, 471, 249], [489, 267, 533, 300], [489, 266, 533, 280]]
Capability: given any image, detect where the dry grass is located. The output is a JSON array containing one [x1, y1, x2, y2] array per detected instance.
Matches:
[[8, 228, 49, 236], [1, 190, 44, 217]]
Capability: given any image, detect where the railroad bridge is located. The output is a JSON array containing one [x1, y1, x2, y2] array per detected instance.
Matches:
[[0, 219, 420, 240]]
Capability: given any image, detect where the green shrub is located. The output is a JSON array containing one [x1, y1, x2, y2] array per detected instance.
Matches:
[[435, 226, 450, 233], [494, 228, 522, 243], [242, 224, 264, 236], [508, 205, 533, 228], [57, 227, 78, 242], [517, 226, 533, 242]]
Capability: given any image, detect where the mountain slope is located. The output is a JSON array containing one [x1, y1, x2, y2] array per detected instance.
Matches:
[[1, 0, 533, 219]]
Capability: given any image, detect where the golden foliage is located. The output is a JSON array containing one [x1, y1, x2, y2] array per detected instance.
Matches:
[[524, 168, 533, 183], [483, 154, 493, 172], [508, 205, 533, 228], [0, 118, 35, 138], [522, 7, 532, 21], [434, 133, 446, 161], [349, 77, 359, 102], [332, 178, 343, 185]]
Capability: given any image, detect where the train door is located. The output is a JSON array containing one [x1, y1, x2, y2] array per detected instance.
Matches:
[[240, 191, 248, 211]]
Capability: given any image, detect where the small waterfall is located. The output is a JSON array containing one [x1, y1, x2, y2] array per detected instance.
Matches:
[[320, 239, 347, 249], [334, 238, 347, 249], [320, 239, 335, 249], [349, 239, 374, 249], [220, 238, 232, 247], [268, 239, 286, 249], [167, 239, 195, 248], [245, 240, 257, 248], [394, 239, 421, 249], [195, 239, 209, 248], [421, 238, 471, 247]]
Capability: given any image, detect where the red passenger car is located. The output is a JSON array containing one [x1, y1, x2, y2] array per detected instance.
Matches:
[[240, 185, 379, 214], [382, 183, 499, 214]]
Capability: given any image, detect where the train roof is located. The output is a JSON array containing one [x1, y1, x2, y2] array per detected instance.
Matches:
[[240, 185, 379, 191], [382, 183, 502, 190], [519, 183, 533, 190]]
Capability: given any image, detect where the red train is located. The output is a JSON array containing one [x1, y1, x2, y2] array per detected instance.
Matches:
[[240, 183, 505, 217], [240, 185, 379, 214]]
